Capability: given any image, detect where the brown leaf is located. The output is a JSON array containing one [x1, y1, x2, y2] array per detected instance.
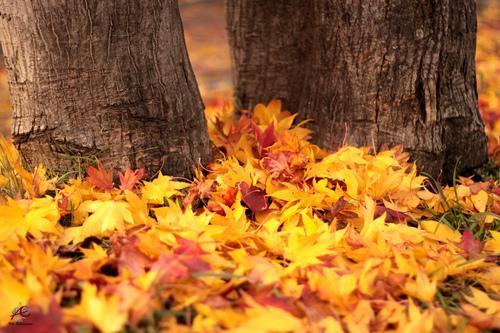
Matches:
[[374, 204, 407, 222]]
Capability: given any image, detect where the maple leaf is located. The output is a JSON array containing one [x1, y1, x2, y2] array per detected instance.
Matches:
[[118, 168, 145, 191], [207, 186, 238, 214], [262, 151, 290, 178], [57, 192, 70, 215], [261, 150, 308, 182], [0, 197, 60, 241], [374, 204, 407, 222], [64, 283, 127, 333], [324, 196, 349, 221], [238, 181, 268, 213], [109, 282, 154, 323], [235, 297, 304, 333], [462, 303, 500, 330], [86, 163, 114, 191], [464, 287, 500, 316], [174, 238, 207, 256], [252, 121, 277, 155], [116, 236, 153, 277], [183, 172, 215, 208], [420, 220, 461, 242], [404, 270, 437, 302], [249, 288, 300, 316], [146, 239, 211, 284], [459, 230, 483, 259], [470, 190, 489, 212], [141, 173, 190, 204], [285, 232, 334, 270], [80, 200, 134, 238], [151, 254, 190, 283], [175, 240, 211, 273]]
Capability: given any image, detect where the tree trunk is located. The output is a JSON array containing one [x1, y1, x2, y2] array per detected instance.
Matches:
[[0, 0, 211, 177], [227, 0, 488, 179]]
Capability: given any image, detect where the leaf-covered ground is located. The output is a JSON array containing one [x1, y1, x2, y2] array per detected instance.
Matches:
[[0, 2, 499, 333], [0, 99, 499, 332]]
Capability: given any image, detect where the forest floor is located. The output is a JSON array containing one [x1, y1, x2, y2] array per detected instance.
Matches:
[[0, 1, 499, 333]]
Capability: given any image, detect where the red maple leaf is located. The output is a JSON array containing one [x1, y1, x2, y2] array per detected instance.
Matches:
[[152, 239, 210, 283], [117, 236, 154, 277], [249, 287, 301, 316], [152, 255, 190, 282], [174, 238, 211, 272], [374, 204, 408, 222], [86, 163, 114, 191], [174, 238, 207, 256], [118, 168, 146, 191], [459, 230, 483, 259], [57, 193, 70, 215], [252, 122, 277, 155], [238, 181, 268, 213], [207, 186, 238, 215]]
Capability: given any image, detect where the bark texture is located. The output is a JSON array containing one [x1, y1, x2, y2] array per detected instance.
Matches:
[[227, 0, 488, 179], [0, 0, 211, 177]]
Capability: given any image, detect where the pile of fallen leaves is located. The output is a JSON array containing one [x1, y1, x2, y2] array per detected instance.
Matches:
[[0, 100, 499, 333]]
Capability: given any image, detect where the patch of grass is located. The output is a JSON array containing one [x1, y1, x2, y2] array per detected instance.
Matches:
[[52, 153, 99, 185], [474, 157, 500, 181], [421, 171, 499, 241]]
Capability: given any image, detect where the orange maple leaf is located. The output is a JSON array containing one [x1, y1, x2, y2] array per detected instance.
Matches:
[[86, 163, 114, 191], [118, 168, 146, 191]]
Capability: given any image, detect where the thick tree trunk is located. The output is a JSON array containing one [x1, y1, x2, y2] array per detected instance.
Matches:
[[0, 0, 211, 177], [227, 0, 488, 179]]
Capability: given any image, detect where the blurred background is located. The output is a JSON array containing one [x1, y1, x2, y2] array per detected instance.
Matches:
[[0, 0, 498, 155]]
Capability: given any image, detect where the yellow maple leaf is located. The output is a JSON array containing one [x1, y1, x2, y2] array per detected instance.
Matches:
[[484, 230, 500, 253], [401, 299, 433, 333], [285, 230, 334, 270], [21, 197, 60, 238], [252, 100, 282, 126], [464, 287, 500, 315], [65, 283, 127, 333], [470, 190, 489, 212], [234, 298, 303, 333], [0, 197, 59, 241], [0, 198, 22, 241], [420, 220, 461, 242], [404, 270, 437, 303], [317, 317, 345, 333], [141, 173, 190, 204], [85, 200, 134, 233]]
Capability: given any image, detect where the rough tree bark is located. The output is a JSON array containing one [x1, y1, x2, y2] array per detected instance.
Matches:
[[0, 0, 211, 177], [227, 0, 488, 179]]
